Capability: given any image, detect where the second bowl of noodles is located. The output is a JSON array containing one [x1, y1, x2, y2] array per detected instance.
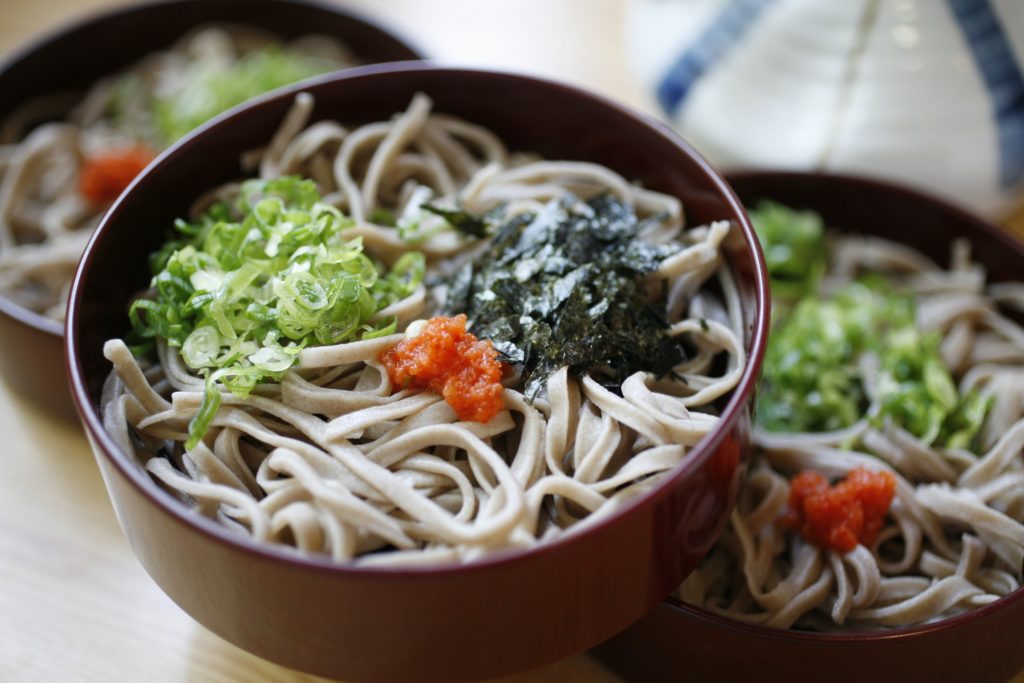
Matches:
[[592, 170, 1024, 683]]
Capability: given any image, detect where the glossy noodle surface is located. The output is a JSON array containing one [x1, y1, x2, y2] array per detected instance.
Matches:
[[100, 93, 746, 566]]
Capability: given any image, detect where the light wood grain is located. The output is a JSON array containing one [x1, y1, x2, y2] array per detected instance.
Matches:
[[0, 1, 1021, 682]]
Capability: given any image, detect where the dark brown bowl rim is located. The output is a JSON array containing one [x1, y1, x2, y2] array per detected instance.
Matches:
[[0, 0, 426, 341], [66, 61, 771, 577], [662, 167, 1024, 642], [727, 168, 1024, 261]]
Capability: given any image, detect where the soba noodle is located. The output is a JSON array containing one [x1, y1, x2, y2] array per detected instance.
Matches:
[[99, 93, 746, 566], [0, 25, 354, 320], [678, 230, 1024, 630]]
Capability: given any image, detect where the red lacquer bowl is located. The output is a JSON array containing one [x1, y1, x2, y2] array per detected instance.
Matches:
[[65, 64, 769, 682]]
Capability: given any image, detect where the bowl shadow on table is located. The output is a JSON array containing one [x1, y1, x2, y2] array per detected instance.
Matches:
[[185, 623, 624, 683]]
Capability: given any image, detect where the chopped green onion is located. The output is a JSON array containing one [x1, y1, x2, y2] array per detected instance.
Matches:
[[750, 200, 827, 306], [754, 205, 990, 450], [132, 176, 425, 446], [186, 374, 222, 450], [152, 46, 332, 145]]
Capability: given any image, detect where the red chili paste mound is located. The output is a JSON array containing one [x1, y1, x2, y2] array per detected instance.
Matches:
[[379, 314, 505, 423], [782, 467, 896, 553], [79, 146, 156, 206]]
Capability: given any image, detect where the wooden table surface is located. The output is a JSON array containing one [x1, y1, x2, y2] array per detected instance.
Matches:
[[0, 1, 1021, 682]]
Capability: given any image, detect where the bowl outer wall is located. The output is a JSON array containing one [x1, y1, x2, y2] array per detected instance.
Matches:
[[591, 170, 1024, 683], [65, 64, 769, 683], [0, 296, 69, 418], [0, 0, 423, 419]]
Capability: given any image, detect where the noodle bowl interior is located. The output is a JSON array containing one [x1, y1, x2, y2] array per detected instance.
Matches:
[[0, 24, 356, 320], [100, 93, 748, 567], [678, 202, 1024, 631]]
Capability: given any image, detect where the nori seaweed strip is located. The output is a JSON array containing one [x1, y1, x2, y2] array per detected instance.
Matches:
[[444, 195, 687, 399], [422, 204, 491, 238]]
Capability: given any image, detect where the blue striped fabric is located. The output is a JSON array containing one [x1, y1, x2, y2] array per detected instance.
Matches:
[[656, 0, 777, 117], [948, 0, 1024, 188]]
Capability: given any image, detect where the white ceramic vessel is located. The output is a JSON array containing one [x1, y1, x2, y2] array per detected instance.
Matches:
[[628, 0, 1024, 218]]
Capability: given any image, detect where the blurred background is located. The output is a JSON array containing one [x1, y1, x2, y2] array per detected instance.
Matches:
[[0, 1, 1021, 682], [2, 0, 1021, 225], [630, 0, 1024, 221]]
